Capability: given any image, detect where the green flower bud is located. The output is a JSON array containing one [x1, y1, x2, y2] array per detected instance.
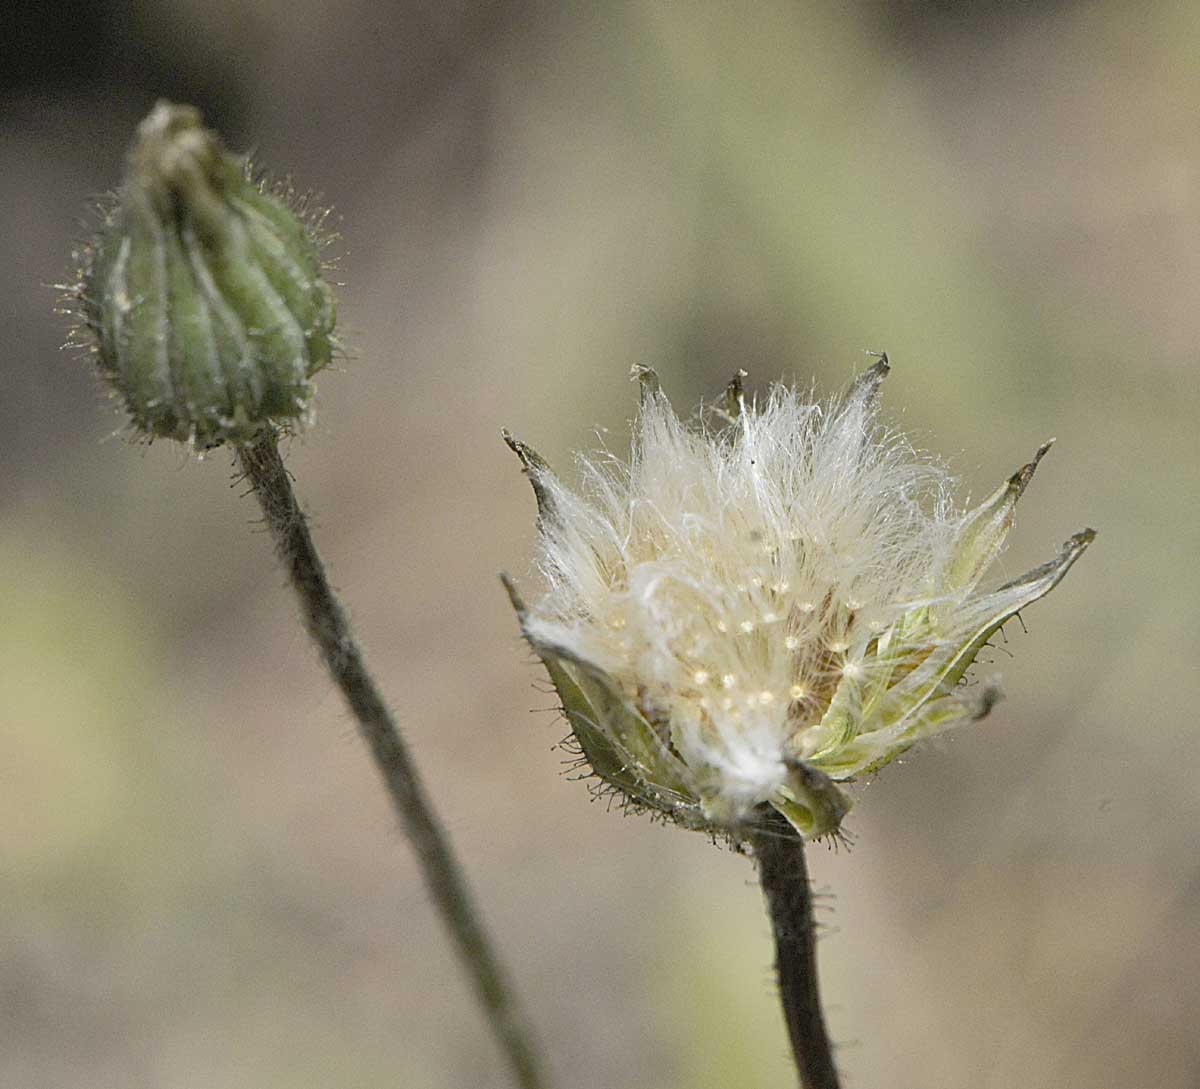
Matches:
[[506, 364, 1094, 841], [67, 101, 337, 447]]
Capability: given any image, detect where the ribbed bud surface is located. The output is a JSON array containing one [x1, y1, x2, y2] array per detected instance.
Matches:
[[74, 102, 336, 446]]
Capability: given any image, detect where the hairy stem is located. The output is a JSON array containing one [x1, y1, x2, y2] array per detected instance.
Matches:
[[753, 807, 840, 1089], [238, 433, 549, 1089]]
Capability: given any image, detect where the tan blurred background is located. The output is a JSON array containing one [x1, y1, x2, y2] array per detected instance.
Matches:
[[3, 2, 1198, 1086]]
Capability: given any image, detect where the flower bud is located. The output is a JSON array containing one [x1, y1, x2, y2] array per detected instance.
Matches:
[[68, 101, 337, 447]]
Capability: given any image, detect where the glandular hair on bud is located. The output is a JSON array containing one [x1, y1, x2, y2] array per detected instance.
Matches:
[[68, 101, 337, 448]]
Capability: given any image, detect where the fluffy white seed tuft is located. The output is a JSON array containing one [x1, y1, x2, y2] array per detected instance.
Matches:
[[509, 362, 1093, 836], [523, 367, 959, 820]]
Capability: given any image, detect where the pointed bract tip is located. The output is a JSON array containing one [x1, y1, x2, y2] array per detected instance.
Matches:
[[501, 428, 529, 467], [502, 429, 549, 473], [995, 526, 1095, 598], [724, 369, 748, 419], [849, 353, 891, 404], [630, 364, 662, 403], [1009, 438, 1055, 497], [502, 430, 558, 524], [1052, 526, 1097, 577], [499, 572, 527, 617]]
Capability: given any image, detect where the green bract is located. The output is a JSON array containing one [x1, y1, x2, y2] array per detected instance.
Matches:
[[70, 101, 336, 447], [506, 366, 1093, 840]]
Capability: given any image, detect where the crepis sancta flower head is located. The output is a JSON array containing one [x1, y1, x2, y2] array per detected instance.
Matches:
[[63, 101, 337, 448], [505, 359, 1093, 841]]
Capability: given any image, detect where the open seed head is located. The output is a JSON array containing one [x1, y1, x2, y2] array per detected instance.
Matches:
[[505, 360, 1093, 841]]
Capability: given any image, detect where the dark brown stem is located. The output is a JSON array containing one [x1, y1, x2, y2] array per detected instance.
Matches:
[[752, 807, 841, 1089], [237, 433, 549, 1089]]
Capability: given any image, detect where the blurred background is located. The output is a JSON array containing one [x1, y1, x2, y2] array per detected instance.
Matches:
[[3, 1, 1197, 1086]]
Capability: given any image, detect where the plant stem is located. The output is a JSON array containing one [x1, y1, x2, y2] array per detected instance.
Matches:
[[238, 432, 549, 1089], [752, 807, 841, 1089]]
